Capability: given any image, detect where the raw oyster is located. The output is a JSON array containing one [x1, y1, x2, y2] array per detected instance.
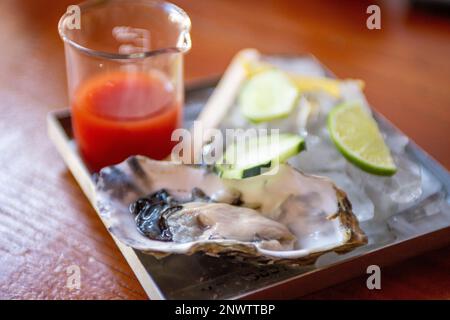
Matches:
[[95, 156, 367, 265]]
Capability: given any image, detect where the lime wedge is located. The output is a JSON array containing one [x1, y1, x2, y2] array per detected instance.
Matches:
[[239, 70, 299, 123], [328, 102, 397, 176]]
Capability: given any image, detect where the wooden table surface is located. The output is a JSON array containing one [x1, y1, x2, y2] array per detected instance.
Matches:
[[0, 0, 449, 299]]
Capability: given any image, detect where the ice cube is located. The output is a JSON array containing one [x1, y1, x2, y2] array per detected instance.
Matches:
[[339, 81, 372, 114], [386, 132, 409, 154], [347, 155, 422, 205], [324, 172, 375, 222], [221, 103, 248, 129], [388, 192, 450, 238], [395, 166, 441, 213], [359, 220, 396, 245], [418, 166, 443, 201], [302, 93, 337, 137], [389, 156, 422, 203], [266, 56, 327, 77], [346, 163, 399, 219], [289, 135, 346, 172]]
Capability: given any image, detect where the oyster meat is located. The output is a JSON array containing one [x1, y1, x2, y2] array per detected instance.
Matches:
[[166, 202, 296, 250], [95, 156, 367, 264]]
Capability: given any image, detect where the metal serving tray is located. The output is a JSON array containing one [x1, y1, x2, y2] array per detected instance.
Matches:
[[47, 56, 450, 300]]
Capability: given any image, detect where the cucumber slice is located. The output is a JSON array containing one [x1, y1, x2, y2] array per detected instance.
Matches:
[[239, 70, 299, 123], [216, 133, 305, 179]]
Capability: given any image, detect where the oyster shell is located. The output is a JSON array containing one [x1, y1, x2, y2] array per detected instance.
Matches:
[[95, 156, 367, 265]]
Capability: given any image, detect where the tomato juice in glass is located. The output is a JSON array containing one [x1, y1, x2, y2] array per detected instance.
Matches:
[[58, 0, 191, 172], [72, 71, 181, 172]]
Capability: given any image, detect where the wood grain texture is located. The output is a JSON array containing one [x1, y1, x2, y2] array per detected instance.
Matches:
[[0, 0, 449, 299]]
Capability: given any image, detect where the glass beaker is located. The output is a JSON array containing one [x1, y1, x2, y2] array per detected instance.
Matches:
[[58, 0, 191, 172]]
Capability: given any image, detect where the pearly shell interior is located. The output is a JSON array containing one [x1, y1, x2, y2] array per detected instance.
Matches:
[[95, 156, 366, 264]]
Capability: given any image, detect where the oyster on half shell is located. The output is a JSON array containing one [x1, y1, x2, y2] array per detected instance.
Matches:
[[95, 156, 367, 265]]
